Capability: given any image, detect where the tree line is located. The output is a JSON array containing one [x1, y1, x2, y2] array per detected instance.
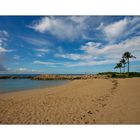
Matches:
[[114, 51, 136, 74]]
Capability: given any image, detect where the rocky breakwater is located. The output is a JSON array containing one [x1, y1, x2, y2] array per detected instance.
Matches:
[[32, 74, 110, 80], [0, 74, 110, 80], [32, 74, 82, 80]]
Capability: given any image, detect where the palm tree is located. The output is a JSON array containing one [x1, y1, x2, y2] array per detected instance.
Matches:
[[122, 52, 136, 74], [114, 62, 122, 73], [120, 58, 126, 73]]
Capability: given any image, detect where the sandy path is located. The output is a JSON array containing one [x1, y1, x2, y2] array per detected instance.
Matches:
[[0, 78, 140, 124], [96, 78, 140, 124]]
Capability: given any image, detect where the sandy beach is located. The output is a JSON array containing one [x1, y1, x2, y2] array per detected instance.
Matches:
[[0, 78, 140, 124]]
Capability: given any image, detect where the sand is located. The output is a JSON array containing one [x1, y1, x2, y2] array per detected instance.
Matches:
[[0, 78, 140, 124]]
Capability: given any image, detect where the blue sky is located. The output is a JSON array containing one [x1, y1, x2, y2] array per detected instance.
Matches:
[[0, 16, 140, 74]]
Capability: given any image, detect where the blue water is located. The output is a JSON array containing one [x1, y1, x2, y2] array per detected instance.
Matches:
[[0, 74, 85, 76], [0, 79, 69, 94], [0, 74, 40, 77]]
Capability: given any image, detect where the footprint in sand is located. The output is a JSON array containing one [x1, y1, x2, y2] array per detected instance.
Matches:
[[102, 104, 107, 108], [82, 80, 119, 124], [87, 110, 93, 114], [110, 80, 118, 94]]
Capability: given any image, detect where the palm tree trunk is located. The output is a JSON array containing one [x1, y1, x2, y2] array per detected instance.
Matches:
[[128, 58, 129, 74], [120, 68, 121, 74]]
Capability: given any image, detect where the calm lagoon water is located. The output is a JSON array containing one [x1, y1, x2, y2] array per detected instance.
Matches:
[[0, 79, 69, 94]]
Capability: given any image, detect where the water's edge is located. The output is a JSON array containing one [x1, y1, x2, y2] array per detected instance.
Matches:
[[0, 79, 70, 94]]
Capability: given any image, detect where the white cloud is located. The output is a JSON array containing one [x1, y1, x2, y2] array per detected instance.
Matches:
[[0, 30, 12, 53], [100, 18, 128, 42], [13, 55, 20, 60], [34, 48, 49, 53], [21, 36, 52, 46], [36, 53, 45, 57], [17, 68, 28, 72], [0, 67, 40, 74], [97, 17, 140, 43], [33, 60, 63, 67], [82, 36, 140, 60], [55, 53, 95, 61], [0, 30, 9, 38], [123, 17, 140, 37], [0, 30, 9, 46], [64, 59, 117, 67], [34, 60, 56, 65], [21, 37, 52, 57], [0, 31, 10, 72], [34, 48, 49, 58], [29, 16, 87, 41], [0, 46, 8, 52], [0, 30, 14, 59], [69, 16, 88, 24], [0, 46, 12, 53], [56, 35, 140, 67], [55, 42, 102, 61], [55, 53, 82, 60], [80, 42, 102, 55], [33, 34, 140, 68], [15, 68, 39, 73]]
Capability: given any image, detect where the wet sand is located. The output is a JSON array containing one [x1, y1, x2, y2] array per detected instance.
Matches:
[[0, 78, 140, 124]]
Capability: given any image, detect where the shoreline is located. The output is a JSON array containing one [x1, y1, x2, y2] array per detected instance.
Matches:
[[0, 79, 71, 95], [0, 73, 109, 80], [0, 78, 140, 124]]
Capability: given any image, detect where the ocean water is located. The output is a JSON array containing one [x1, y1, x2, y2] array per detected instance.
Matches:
[[0, 74, 40, 76], [0, 79, 69, 94]]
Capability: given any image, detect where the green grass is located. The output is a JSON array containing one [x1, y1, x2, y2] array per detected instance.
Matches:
[[97, 72, 140, 78]]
